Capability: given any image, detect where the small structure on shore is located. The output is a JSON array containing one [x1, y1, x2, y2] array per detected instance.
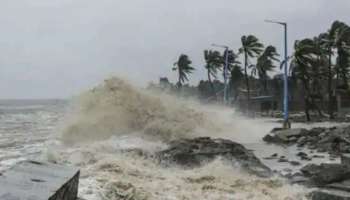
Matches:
[[0, 161, 80, 200]]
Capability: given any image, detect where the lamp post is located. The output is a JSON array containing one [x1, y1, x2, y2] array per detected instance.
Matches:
[[265, 20, 290, 128], [212, 44, 229, 104]]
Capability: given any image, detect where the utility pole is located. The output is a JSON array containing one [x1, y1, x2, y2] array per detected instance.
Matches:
[[212, 44, 229, 104], [265, 20, 290, 128]]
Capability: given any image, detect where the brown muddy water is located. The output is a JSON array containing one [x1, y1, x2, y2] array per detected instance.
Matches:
[[0, 78, 346, 200]]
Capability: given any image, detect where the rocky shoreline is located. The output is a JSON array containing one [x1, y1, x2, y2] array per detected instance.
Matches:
[[102, 124, 350, 199], [263, 125, 350, 199]]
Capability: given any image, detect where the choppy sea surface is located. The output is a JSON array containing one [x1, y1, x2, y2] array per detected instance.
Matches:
[[0, 95, 344, 200], [0, 99, 66, 171]]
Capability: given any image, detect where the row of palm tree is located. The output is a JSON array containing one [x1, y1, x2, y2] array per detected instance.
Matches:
[[173, 35, 278, 100], [171, 20, 350, 121], [290, 21, 350, 120]]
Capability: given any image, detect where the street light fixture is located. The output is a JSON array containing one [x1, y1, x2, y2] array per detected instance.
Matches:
[[265, 19, 291, 129], [212, 43, 229, 104]]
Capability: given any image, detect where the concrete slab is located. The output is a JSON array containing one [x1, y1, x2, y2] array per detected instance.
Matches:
[[0, 161, 80, 200]]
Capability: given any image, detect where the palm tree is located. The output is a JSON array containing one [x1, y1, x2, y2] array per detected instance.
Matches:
[[229, 64, 244, 101], [173, 54, 195, 87], [290, 39, 318, 121], [329, 21, 350, 89], [204, 50, 222, 93], [239, 35, 264, 101], [318, 32, 335, 118], [253, 45, 279, 94]]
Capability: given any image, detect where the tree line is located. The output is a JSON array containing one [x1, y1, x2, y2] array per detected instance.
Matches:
[[171, 20, 350, 121]]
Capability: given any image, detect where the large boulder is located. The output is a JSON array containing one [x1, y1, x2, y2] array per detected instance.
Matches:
[[301, 164, 350, 186], [263, 128, 309, 144], [157, 137, 271, 177]]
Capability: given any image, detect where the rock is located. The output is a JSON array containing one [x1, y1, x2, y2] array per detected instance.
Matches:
[[301, 164, 350, 186], [262, 134, 281, 143], [320, 132, 327, 138], [271, 153, 278, 157], [263, 128, 308, 144], [301, 156, 312, 161], [297, 152, 311, 161], [270, 127, 284, 133], [297, 152, 308, 157], [157, 137, 271, 177], [313, 155, 326, 158], [289, 161, 301, 166], [278, 158, 289, 163], [288, 136, 298, 142], [290, 173, 309, 184], [297, 136, 308, 147], [309, 127, 326, 137], [311, 189, 350, 200]]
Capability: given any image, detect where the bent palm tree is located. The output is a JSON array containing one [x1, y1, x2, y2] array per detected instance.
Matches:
[[254, 45, 279, 94], [290, 39, 318, 121], [173, 54, 195, 87], [204, 50, 222, 93], [239, 35, 264, 101], [329, 21, 350, 89], [318, 32, 335, 118]]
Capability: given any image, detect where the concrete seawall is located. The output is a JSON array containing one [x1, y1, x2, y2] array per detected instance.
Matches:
[[0, 161, 80, 200]]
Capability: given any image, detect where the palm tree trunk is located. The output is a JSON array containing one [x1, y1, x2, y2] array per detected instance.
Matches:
[[178, 69, 182, 88], [302, 78, 311, 121], [328, 50, 334, 119], [244, 52, 250, 109], [263, 74, 268, 95], [207, 69, 215, 95]]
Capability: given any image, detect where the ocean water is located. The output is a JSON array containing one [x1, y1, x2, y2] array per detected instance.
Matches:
[[0, 78, 343, 200], [0, 99, 66, 171]]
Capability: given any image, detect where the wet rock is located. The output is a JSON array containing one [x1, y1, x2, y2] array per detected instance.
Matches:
[[157, 137, 271, 177], [301, 164, 350, 186], [290, 173, 309, 184], [263, 128, 308, 144], [313, 155, 326, 159], [309, 127, 326, 137], [297, 152, 308, 157], [278, 157, 288, 163], [289, 161, 301, 166], [263, 125, 350, 155], [311, 189, 350, 200], [319, 132, 327, 138], [288, 136, 298, 143], [270, 127, 284, 133], [297, 152, 312, 161], [271, 153, 278, 157], [297, 136, 308, 147]]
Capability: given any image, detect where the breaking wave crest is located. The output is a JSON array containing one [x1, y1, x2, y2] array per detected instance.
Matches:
[[61, 77, 215, 144], [49, 76, 310, 199]]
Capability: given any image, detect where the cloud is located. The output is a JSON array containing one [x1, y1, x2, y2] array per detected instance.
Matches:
[[0, 0, 348, 98]]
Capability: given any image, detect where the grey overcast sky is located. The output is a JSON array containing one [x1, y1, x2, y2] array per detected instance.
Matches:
[[0, 0, 349, 98]]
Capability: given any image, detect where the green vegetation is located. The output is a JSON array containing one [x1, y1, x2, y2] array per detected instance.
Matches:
[[165, 20, 350, 121], [173, 54, 195, 87]]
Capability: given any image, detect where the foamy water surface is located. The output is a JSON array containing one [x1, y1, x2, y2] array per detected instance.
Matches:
[[0, 78, 346, 200]]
